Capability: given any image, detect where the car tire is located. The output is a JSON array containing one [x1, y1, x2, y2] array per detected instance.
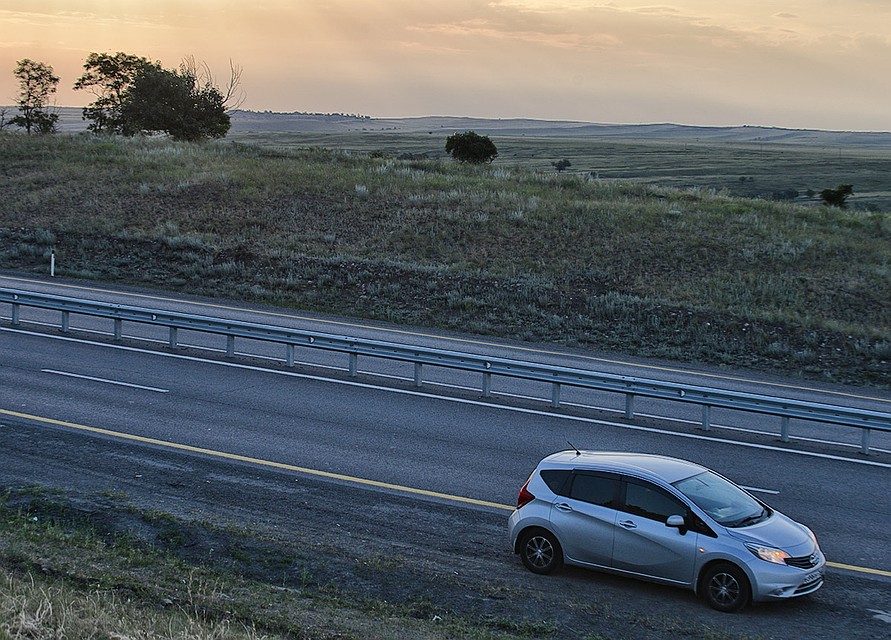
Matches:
[[702, 562, 751, 612], [519, 528, 563, 575]]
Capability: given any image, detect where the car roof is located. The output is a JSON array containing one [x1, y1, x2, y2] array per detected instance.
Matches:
[[540, 450, 707, 484]]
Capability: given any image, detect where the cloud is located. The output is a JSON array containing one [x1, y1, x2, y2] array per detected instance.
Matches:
[[1, 1, 889, 130]]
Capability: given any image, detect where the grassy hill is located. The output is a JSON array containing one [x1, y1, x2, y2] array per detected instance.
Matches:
[[1, 131, 889, 386]]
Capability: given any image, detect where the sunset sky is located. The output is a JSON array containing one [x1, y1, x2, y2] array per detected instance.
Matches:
[[1, 1, 889, 131]]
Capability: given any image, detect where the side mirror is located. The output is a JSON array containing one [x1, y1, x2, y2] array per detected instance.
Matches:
[[666, 515, 686, 528]]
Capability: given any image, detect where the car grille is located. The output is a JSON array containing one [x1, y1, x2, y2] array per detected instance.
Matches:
[[785, 553, 819, 569]]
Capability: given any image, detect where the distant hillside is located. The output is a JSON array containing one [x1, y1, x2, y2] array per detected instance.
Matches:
[[29, 107, 891, 148]]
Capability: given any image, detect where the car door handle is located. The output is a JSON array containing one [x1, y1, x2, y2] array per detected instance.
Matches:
[[619, 520, 637, 529], [555, 503, 573, 512]]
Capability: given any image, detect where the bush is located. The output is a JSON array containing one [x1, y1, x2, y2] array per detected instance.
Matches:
[[445, 131, 498, 164], [820, 184, 853, 208]]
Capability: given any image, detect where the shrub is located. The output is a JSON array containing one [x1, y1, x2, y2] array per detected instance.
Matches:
[[445, 131, 498, 164], [819, 184, 853, 208]]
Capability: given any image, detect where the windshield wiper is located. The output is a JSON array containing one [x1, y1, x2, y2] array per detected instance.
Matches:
[[730, 508, 766, 528]]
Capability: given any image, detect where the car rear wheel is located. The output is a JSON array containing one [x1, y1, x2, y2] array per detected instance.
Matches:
[[519, 529, 563, 574], [702, 562, 750, 612]]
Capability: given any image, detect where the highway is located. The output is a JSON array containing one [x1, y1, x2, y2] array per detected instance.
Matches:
[[1, 274, 890, 637]]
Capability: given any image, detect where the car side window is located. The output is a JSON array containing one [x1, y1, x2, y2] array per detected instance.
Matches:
[[622, 480, 688, 523], [567, 472, 619, 507]]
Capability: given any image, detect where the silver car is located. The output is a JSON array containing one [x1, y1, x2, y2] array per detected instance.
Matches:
[[508, 451, 825, 612]]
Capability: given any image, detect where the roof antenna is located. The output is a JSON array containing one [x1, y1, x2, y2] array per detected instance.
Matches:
[[567, 441, 581, 456]]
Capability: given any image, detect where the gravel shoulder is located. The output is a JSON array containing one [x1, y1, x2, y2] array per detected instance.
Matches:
[[2, 418, 889, 639]]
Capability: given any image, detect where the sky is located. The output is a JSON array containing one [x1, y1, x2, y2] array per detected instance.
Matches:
[[1, 1, 890, 131]]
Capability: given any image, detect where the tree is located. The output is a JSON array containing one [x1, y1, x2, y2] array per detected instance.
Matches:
[[820, 184, 853, 208], [445, 131, 498, 164], [118, 64, 231, 141], [552, 159, 572, 172], [73, 52, 159, 133], [11, 59, 59, 134], [73, 52, 240, 140]]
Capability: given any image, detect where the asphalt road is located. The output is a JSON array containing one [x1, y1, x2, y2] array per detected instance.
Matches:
[[2, 273, 890, 637]]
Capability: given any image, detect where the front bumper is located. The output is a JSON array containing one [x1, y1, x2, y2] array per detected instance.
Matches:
[[750, 552, 826, 602]]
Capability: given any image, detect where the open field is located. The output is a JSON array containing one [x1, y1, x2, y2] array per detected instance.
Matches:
[[1, 131, 889, 387], [44, 107, 891, 210], [227, 130, 891, 211]]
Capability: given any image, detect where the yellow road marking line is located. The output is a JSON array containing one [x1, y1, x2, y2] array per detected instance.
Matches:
[[0, 408, 512, 512], [3, 275, 888, 405], [3, 406, 890, 579], [826, 562, 891, 578]]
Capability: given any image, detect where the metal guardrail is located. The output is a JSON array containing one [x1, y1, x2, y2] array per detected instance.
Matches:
[[3, 287, 890, 454]]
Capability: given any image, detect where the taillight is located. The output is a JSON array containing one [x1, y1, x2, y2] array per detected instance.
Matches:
[[517, 478, 535, 508]]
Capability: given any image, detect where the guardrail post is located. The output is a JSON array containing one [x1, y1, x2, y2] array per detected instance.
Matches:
[[625, 394, 635, 419], [169, 327, 177, 348], [551, 383, 561, 408], [780, 416, 790, 443], [113, 318, 122, 341], [286, 344, 295, 367], [861, 429, 871, 455], [349, 353, 358, 377], [61, 311, 69, 333], [414, 363, 423, 387], [12, 303, 20, 325], [483, 373, 492, 398], [702, 405, 712, 431], [227, 335, 235, 358]]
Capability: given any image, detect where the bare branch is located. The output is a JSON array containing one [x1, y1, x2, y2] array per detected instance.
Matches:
[[180, 56, 245, 111], [222, 59, 246, 111]]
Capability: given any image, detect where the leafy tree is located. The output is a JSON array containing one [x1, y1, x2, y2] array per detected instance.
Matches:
[[445, 131, 498, 164], [73, 52, 159, 133], [819, 184, 853, 209], [119, 64, 231, 141], [11, 59, 59, 134], [552, 159, 572, 172]]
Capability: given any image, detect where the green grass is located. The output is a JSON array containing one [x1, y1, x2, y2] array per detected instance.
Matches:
[[1, 132, 888, 386]]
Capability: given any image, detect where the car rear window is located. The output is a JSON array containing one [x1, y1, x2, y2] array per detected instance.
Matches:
[[540, 469, 571, 494]]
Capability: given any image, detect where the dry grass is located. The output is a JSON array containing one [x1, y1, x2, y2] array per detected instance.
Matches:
[[1, 132, 888, 386], [0, 569, 269, 640]]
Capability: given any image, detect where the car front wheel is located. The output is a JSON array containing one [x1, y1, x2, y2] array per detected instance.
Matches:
[[519, 529, 563, 575], [702, 562, 751, 612]]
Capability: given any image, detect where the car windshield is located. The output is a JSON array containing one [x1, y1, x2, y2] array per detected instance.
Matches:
[[673, 471, 767, 527]]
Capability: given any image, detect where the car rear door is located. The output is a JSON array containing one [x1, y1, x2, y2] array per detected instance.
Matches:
[[548, 471, 620, 568], [610, 477, 699, 586]]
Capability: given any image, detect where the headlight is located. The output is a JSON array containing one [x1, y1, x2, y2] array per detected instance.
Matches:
[[745, 543, 790, 565]]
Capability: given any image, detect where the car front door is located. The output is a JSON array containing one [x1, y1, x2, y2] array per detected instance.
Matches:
[[548, 471, 620, 568], [610, 478, 699, 586]]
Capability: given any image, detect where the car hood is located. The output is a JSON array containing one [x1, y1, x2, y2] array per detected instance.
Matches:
[[725, 511, 815, 555]]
